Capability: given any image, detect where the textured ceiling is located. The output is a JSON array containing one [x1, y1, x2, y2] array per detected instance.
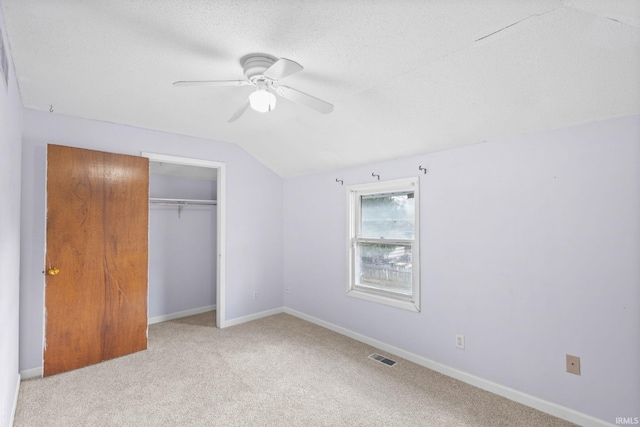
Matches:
[[2, 0, 639, 177]]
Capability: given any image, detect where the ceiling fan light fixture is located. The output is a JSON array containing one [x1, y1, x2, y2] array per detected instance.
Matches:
[[174, 55, 333, 122], [249, 88, 276, 113]]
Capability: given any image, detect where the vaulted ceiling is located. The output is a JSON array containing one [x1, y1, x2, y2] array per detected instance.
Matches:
[[2, 1, 639, 177]]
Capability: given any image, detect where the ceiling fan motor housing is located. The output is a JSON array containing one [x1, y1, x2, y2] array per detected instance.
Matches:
[[243, 55, 276, 81]]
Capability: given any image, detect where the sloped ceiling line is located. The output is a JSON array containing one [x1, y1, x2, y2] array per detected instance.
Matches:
[[475, 7, 561, 42], [2, 1, 639, 178]]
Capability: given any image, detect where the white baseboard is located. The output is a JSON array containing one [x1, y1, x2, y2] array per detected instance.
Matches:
[[18, 367, 42, 380], [10, 373, 20, 427], [283, 307, 614, 427], [148, 305, 216, 325], [224, 307, 284, 328]]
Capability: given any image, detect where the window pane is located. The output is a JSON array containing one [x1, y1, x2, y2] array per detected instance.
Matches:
[[360, 192, 414, 239], [356, 242, 412, 295]]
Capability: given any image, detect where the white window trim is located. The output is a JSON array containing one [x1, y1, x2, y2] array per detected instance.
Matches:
[[346, 177, 420, 312]]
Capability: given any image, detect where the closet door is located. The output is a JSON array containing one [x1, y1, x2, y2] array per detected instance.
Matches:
[[44, 144, 149, 376]]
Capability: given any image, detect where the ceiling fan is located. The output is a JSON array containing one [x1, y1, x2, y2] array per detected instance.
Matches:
[[173, 54, 334, 122]]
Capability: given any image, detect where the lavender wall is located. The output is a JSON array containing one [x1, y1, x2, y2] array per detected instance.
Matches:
[[148, 174, 217, 317], [283, 116, 640, 424], [0, 7, 22, 426], [19, 110, 283, 371], [149, 174, 217, 200]]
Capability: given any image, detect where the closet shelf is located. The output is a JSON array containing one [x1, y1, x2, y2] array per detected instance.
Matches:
[[149, 197, 217, 206]]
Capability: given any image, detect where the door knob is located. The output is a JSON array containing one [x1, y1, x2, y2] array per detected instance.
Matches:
[[47, 267, 60, 276]]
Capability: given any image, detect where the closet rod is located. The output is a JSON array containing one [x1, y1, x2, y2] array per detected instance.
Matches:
[[149, 197, 217, 206]]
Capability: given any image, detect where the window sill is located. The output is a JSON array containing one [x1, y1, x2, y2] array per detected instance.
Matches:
[[346, 288, 420, 312]]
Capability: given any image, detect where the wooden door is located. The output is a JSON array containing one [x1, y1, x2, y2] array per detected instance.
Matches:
[[44, 144, 149, 376]]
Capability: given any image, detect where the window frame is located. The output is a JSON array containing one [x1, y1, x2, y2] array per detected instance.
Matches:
[[346, 177, 420, 312]]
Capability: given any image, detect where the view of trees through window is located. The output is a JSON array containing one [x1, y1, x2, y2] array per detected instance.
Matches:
[[357, 192, 414, 295]]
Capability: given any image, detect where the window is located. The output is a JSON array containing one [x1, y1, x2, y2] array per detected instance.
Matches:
[[347, 177, 420, 312]]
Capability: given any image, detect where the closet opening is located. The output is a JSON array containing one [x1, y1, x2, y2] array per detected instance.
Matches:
[[142, 153, 227, 329]]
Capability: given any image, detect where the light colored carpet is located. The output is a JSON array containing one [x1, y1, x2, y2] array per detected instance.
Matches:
[[15, 312, 576, 426]]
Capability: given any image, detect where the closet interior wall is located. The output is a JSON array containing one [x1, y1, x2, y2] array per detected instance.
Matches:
[[148, 165, 217, 319]]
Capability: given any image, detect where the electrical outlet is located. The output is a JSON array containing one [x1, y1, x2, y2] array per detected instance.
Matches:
[[285, 287, 290, 294], [456, 334, 465, 349], [566, 354, 580, 375], [253, 291, 259, 300]]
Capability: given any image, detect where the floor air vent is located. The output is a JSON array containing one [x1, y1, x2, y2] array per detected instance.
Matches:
[[368, 353, 397, 367]]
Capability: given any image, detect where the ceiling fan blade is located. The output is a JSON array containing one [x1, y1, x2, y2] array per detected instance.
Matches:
[[173, 80, 251, 87], [228, 98, 251, 123], [263, 58, 303, 81], [276, 86, 333, 114]]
